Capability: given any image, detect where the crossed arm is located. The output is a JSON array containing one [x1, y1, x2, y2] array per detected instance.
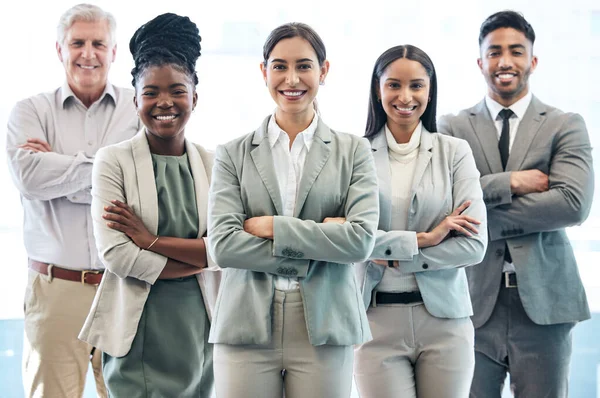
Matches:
[[6, 100, 93, 203], [92, 148, 210, 283], [208, 139, 379, 276]]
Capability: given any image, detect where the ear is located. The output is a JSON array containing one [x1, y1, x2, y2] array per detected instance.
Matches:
[[260, 62, 267, 84], [111, 43, 117, 63], [133, 94, 138, 110], [477, 58, 483, 73], [319, 60, 330, 84], [530, 55, 539, 73], [56, 42, 64, 63], [192, 91, 198, 109]]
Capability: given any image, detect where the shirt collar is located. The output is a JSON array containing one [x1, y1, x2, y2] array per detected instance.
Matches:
[[60, 81, 116, 107], [485, 90, 532, 121], [267, 111, 318, 150]]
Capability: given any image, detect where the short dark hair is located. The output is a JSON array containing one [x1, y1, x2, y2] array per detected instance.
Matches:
[[365, 45, 438, 138], [263, 22, 326, 66], [129, 13, 201, 88], [479, 10, 535, 47]]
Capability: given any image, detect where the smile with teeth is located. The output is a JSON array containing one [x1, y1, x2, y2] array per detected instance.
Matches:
[[280, 90, 305, 97], [154, 115, 178, 121], [496, 73, 516, 80], [78, 65, 98, 70], [393, 105, 417, 112]]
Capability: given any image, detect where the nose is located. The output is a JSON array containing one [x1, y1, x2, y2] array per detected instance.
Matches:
[[81, 42, 95, 59], [498, 53, 513, 69], [285, 69, 299, 87], [157, 93, 173, 108], [398, 88, 412, 105]]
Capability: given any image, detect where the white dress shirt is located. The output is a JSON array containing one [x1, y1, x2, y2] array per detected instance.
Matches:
[[6, 82, 140, 270], [377, 123, 421, 293], [267, 112, 318, 290], [485, 91, 533, 273]]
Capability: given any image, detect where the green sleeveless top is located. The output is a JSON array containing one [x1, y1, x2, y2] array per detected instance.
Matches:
[[151, 153, 199, 239]]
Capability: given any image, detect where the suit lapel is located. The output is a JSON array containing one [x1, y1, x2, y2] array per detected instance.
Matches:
[[469, 99, 504, 174], [506, 96, 546, 171], [294, 118, 332, 217], [370, 129, 392, 231], [409, 129, 433, 199], [130, 130, 160, 235], [250, 116, 283, 215], [186, 140, 210, 237]]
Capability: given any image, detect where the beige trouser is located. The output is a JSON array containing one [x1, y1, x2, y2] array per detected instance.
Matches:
[[354, 302, 474, 398], [23, 268, 107, 398], [214, 289, 354, 398]]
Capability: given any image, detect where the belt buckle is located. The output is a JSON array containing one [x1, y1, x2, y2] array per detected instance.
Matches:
[[504, 272, 517, 288], [81, 270, 101, 285]]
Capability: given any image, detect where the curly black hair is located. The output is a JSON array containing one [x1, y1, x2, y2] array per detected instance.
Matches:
[[129, 13, 201, 87]]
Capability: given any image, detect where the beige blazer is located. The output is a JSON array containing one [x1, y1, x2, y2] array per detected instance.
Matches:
[[79, 130, 221, 357]]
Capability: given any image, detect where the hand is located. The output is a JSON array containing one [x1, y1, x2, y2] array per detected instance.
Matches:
[[419, 201, 481, 248], [323, 217, 346, 224], [372, 259, 399, 268], [510, 169, 549, 195], [103, 200, 156, 249], [19, 138, 52, 153], [244, 216, 274, 239]]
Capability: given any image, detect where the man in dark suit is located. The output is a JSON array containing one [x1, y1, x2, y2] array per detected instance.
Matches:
[[438, 10, 594, 397]]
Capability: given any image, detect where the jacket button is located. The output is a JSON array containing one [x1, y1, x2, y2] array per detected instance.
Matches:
[[422, 263, 429, 269], [385, 249, 392, 256], [496, 249, 504, 257]]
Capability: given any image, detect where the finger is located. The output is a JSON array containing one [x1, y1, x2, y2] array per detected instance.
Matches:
[[451, 200, 471, 216], [449, 223, 474, 237], [102, 213, 130, 225], [19, 143, 47, 152], [27, 138, 52, 151], [24, 141, 51, 152], [19, 145, 40, 153], [105, 203, 134, 218], [110, 200, 134, 214], [106, 222, 127, 232], [456, 215, 481, 225]]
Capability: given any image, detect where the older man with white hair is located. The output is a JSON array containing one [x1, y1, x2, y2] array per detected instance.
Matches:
[[6, 4, 139, 397]]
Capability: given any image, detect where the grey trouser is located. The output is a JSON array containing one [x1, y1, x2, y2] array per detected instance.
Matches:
[[471, 284, 575, 398], [214, 289, 354, 398], [354, 302, 474, 398]]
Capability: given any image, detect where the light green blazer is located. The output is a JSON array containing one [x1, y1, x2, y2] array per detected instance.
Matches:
[[207, 116, 379, 346]]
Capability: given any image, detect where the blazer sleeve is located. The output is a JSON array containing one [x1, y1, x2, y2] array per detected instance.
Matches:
[[208, 145, 310, 277], [487, 113, 594, 240], [438, 114, 513, 209], [398, 140, 488, 273], [92, 147, 167, 284], [272, 138, 379, 263]]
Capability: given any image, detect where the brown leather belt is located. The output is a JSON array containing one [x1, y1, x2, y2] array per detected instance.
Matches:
[[28, 259, 103, 285]]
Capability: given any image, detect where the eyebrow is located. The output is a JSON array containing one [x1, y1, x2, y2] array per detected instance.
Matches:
[[270, 58, 314, 64], [142, 83, 188, 90], [385, 77, 426, 83], [486, 44, 527, 51]]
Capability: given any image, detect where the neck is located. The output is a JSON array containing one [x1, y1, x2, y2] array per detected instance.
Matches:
[[388, 121, 419, 144], [491, 87, 529, 108], [146, 131, 186, 156], [275, 108, 315, 143], [71, 84, 106, 108]]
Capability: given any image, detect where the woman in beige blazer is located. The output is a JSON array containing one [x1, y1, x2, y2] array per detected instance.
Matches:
[[207, 23, 379, 398], [79, 13, 219, 398], [353, 45, 487, 398]]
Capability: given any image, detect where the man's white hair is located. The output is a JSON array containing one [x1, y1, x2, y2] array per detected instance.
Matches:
[[57, 3, 116, 46]]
